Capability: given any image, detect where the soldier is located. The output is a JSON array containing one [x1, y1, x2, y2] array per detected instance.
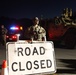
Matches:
[[27, 17, 46, 41], [0, 25, 7, 45], [54, 16, 62, 25]]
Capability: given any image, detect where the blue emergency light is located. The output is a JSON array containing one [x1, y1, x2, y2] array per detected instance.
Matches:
[[10, 26, 19, 30]]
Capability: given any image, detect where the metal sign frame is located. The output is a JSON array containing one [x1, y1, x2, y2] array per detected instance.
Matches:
[[6, 41, 56, 75]]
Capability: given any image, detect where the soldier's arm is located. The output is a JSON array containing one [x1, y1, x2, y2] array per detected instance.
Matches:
[[4, 28, 8, 34], [41, 27, 46, 34]]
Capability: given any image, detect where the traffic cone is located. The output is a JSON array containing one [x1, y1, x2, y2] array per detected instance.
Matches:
[[1, 60, 8, 75]]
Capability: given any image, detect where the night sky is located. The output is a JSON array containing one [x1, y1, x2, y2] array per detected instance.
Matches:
[[0, 0, 76, 19]]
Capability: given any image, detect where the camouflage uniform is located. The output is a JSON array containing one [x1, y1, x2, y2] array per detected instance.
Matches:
[[0, 26, 7, 45], [28, 25, 46, 41]]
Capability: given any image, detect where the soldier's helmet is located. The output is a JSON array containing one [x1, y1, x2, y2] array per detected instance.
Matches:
[[33, 17, 39, 21]]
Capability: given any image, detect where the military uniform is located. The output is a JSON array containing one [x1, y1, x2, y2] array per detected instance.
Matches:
[[26, 17, 47, 75], [0, 27, 7, 45], [28, 24, 46, 41]]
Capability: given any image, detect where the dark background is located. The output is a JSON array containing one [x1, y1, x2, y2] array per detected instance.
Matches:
[[0, 0, 76, 32], [0, 0, 76, 19]]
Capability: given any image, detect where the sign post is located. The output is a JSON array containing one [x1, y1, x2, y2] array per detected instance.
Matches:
[[6, 41, 56, 75]]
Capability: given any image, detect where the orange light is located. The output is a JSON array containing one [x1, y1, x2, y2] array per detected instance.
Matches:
[[20, 26, 23, 30]]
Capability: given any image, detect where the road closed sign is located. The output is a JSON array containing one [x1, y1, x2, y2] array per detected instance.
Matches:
[[6, 41, 56, 75]]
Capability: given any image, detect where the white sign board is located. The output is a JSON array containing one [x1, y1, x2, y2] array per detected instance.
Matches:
[[6, 41, 56, 75]]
